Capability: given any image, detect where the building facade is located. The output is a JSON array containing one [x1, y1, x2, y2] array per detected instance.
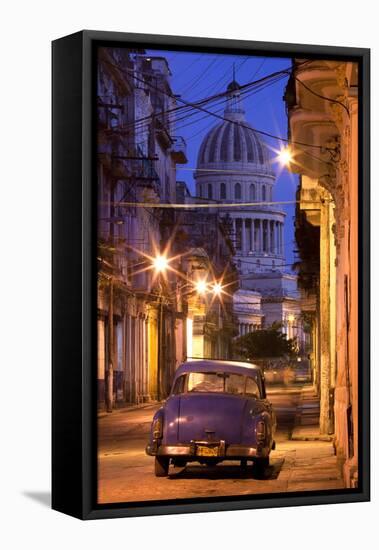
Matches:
[[174, 186, 238, 360], [97, 48, 238, 410], [286, 59, 359, 486], [97, 48, 188, 408], [194, 80, 302, 345]]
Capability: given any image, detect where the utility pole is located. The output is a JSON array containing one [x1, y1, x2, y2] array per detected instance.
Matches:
[[105, 277, 114, 413]]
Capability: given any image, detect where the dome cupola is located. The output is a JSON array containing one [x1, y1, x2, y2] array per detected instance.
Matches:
[[196, 81, 273, 171]]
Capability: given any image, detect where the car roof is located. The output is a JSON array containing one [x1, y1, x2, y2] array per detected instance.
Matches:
[[174, 359, 262, 378]]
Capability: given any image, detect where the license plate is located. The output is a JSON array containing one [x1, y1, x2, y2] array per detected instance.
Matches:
[[196, 445, 218, 457]]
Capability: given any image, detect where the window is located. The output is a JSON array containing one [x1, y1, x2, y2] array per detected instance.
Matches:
[[188, 372, 223, 393], [235, 182, 241, 200], [262, 185, 266, 201], [245, 377, 260, 398], [220, 182, 226, 199], [187, 372, 245, 395], [250, 183, 256, 201], [208, 183, 213, 199], [172, 375, 186, 395]]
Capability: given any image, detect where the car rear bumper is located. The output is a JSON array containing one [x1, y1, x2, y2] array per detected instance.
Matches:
[[146, 441, 270, 459]]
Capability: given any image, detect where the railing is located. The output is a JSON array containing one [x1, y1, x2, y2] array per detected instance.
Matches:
[[134, 144, 160, 184]]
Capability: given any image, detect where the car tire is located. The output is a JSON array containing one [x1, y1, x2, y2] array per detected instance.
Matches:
[[155, 456, 170, 477], [254, 456, 269, 475]]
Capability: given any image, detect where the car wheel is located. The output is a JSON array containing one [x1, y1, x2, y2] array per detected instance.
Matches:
[[254, 456, 269, 474], [154, 456, 170, 477]]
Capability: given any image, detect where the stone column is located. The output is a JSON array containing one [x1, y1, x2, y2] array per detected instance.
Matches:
[[250, 218, 255, 252], [267, 220, 271, 253], [241, 218, 246, 254], [259, 219, 263, 252], [319, 198, 331, 435], [279, 223, 283, 255]]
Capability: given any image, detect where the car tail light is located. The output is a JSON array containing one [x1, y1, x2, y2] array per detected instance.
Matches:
[[153, 417, 163, 439], [256, 420, 266, 442]]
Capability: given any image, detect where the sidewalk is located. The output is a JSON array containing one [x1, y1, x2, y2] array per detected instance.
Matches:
[[98, 401, 161, 420], [291, 385, 333, 441], [274, 384, 345, 491]]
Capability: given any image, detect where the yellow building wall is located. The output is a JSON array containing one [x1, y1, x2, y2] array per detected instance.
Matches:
[[148, 307, 158, 400]]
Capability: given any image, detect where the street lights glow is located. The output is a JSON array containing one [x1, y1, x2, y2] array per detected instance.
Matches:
[[277, 146, 293, 167], [152, 254, 169, 273], [195, 280, 208, 294], [212, 282, 223, 296]]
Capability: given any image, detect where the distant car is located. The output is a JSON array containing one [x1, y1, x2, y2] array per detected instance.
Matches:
[[146, 359, 276, 477]]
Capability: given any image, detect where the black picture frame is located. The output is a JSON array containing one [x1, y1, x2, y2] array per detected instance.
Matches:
[[52, 30, 370, 520]]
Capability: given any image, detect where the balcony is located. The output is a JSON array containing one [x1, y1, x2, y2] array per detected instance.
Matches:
[[133, 145, 161, 191], [154, 114, 172, 150], [170, 136, 188, 164]]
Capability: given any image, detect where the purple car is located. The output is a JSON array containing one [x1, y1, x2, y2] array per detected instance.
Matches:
[[146, 359, 276, 477]]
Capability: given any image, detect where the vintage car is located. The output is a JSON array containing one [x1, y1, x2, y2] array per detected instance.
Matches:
[[146, 359, 276, 476]]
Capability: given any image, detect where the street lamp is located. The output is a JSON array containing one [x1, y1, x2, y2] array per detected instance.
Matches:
[[212, 282, 223, 296], [152, 254, 169, 273], [277, 146, 293, 167], [194, 279, 208, 295]]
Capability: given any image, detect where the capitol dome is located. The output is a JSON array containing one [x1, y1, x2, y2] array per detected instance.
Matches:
[[197, 120, 272, 167], [196, 80, 273, 173], [194, 79, 285, 276]]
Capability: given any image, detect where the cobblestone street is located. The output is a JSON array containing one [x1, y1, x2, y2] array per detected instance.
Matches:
[[97, 385, 345, 504]]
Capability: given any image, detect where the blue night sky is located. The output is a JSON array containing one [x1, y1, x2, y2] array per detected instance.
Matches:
[[147, 49, 300, 271]]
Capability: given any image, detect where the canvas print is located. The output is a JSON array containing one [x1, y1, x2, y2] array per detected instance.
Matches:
[[96, 46, 359, 505]]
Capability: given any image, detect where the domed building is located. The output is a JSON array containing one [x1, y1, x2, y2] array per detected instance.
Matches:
[[195, 80, 286, 274], [194, 80, 303, 345]]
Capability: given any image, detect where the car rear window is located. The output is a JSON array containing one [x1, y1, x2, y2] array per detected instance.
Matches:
[[184, 372, 260, 397]]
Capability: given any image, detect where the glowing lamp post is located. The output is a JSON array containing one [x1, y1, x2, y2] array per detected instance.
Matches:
[[152, 254, 169, 274], [152, 253, 170, 401], [212, 282, 223, 296], [194, 279, 208, 295], [277, 146, 293, 167]]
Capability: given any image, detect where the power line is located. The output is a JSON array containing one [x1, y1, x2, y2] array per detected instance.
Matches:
[[104, 58, 328, 153], [173, 72, 288, 136], [294, 76, 350, 116], [180, 56, 221, 96], [184, 55, 251, 100], [123, 63, 331, 152], [130, 65, 289, 135], [106, 199, 325, 209]]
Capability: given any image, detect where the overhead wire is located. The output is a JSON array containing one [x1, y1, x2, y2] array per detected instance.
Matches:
[[111, 60, 330, 153]]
